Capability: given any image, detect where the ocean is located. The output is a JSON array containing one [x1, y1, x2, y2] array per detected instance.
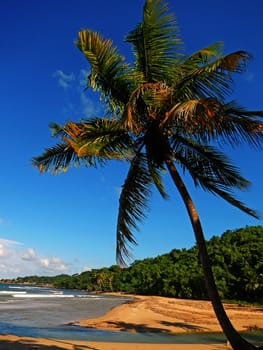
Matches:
[[0, 284, 262, 344], [0, 283, 136, 341]]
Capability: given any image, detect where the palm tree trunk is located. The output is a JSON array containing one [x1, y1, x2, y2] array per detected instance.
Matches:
[[165, 156, 256, 350]]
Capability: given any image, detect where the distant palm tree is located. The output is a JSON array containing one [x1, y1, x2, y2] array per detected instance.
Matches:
[[32, 1, 263, 349]]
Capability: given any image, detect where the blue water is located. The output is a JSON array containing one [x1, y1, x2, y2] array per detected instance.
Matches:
[[0, 284, 262, 344], [0, 283, 133, 341]]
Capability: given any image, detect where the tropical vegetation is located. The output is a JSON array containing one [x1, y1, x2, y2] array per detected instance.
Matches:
[[5, 226, 263, 304], [32, 0, 263, 349]]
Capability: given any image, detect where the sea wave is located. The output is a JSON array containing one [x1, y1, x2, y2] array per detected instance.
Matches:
[[12, 293, 75, 298], [0, 291, 27, 294], [0, 284, 102, 300]]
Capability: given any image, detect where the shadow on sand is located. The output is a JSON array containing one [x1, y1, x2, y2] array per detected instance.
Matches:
[[0, 338, 99, 350], [94, 320, 206, 333]]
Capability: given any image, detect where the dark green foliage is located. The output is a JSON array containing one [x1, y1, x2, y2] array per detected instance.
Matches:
[[208, 226, 263, 302], [8, 226, 263, 303]]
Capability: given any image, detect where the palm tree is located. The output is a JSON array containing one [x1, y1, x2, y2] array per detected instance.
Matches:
[[32, 1, 263, 349]]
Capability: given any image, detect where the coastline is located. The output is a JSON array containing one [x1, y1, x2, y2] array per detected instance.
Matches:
[[0, 294, 262, 349], [77, 294, 263, 334]]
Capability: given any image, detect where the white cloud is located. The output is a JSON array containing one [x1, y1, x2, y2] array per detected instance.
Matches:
[[80, 92, 101, 117], [82, 266, 91, 272], [53, 70, 75, 89], [39, 257, 67, 272], [0, 243, 12, 258], [0, 238, 72, 279], [78, 70, 101, 117], [114, 186, 122, 197], [53, 68, 101, 117], [0, 262, 22, 276], [0, 238, 21, 246], [21, 248, 36, 261], [78, 69, 90, 88], [0, 239, 21, 258]]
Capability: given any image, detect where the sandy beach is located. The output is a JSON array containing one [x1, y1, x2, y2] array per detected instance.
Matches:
[[0, 295, 262, 349]]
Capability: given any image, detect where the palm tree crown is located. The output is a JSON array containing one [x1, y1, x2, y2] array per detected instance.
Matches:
[[33, 0, 263, 265]]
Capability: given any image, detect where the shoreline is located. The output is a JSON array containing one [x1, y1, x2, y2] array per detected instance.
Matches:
[[77, 294, 263, 334], [0, 294, 262, 349]]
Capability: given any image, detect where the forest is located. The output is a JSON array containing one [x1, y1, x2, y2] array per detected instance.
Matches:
[[3, 226, 263, 304]]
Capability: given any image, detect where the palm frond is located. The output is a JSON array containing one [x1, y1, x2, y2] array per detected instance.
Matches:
[[209, 187, 259, 219], [32, 143, 81, 174], [49, 122, 65, 137], [147, 160, 168, 199], [218, 101, 263, 147], [173, 50, 251, 102], [163, 98, 263, 147], [33, 119, 133, 174], [219, 51, 251, 73], [126, 0, 182, 83], [171, 138, 259, 218], [116, 154, 152, 266], [172, 137, 248, 189], [164, 98, 223, 133], [76, 30, 135, 111], [63, 119, 133, 161], [183, 42, 223, 66], [179, 45, 249, 74]]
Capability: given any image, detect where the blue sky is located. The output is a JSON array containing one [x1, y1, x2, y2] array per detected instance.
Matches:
[[0, 0, 262, 279]]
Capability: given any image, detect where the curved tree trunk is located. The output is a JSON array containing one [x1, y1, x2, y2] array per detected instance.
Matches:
[[165, 156, 256, 350]]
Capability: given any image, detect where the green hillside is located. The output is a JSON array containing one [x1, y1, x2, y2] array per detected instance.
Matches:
[[5, 226, 263, 304]]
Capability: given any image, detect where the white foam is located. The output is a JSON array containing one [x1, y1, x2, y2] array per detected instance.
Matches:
[[13, 293, 75, 298], [0, 291, 27, 295], [8, 285, 41, 290]]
